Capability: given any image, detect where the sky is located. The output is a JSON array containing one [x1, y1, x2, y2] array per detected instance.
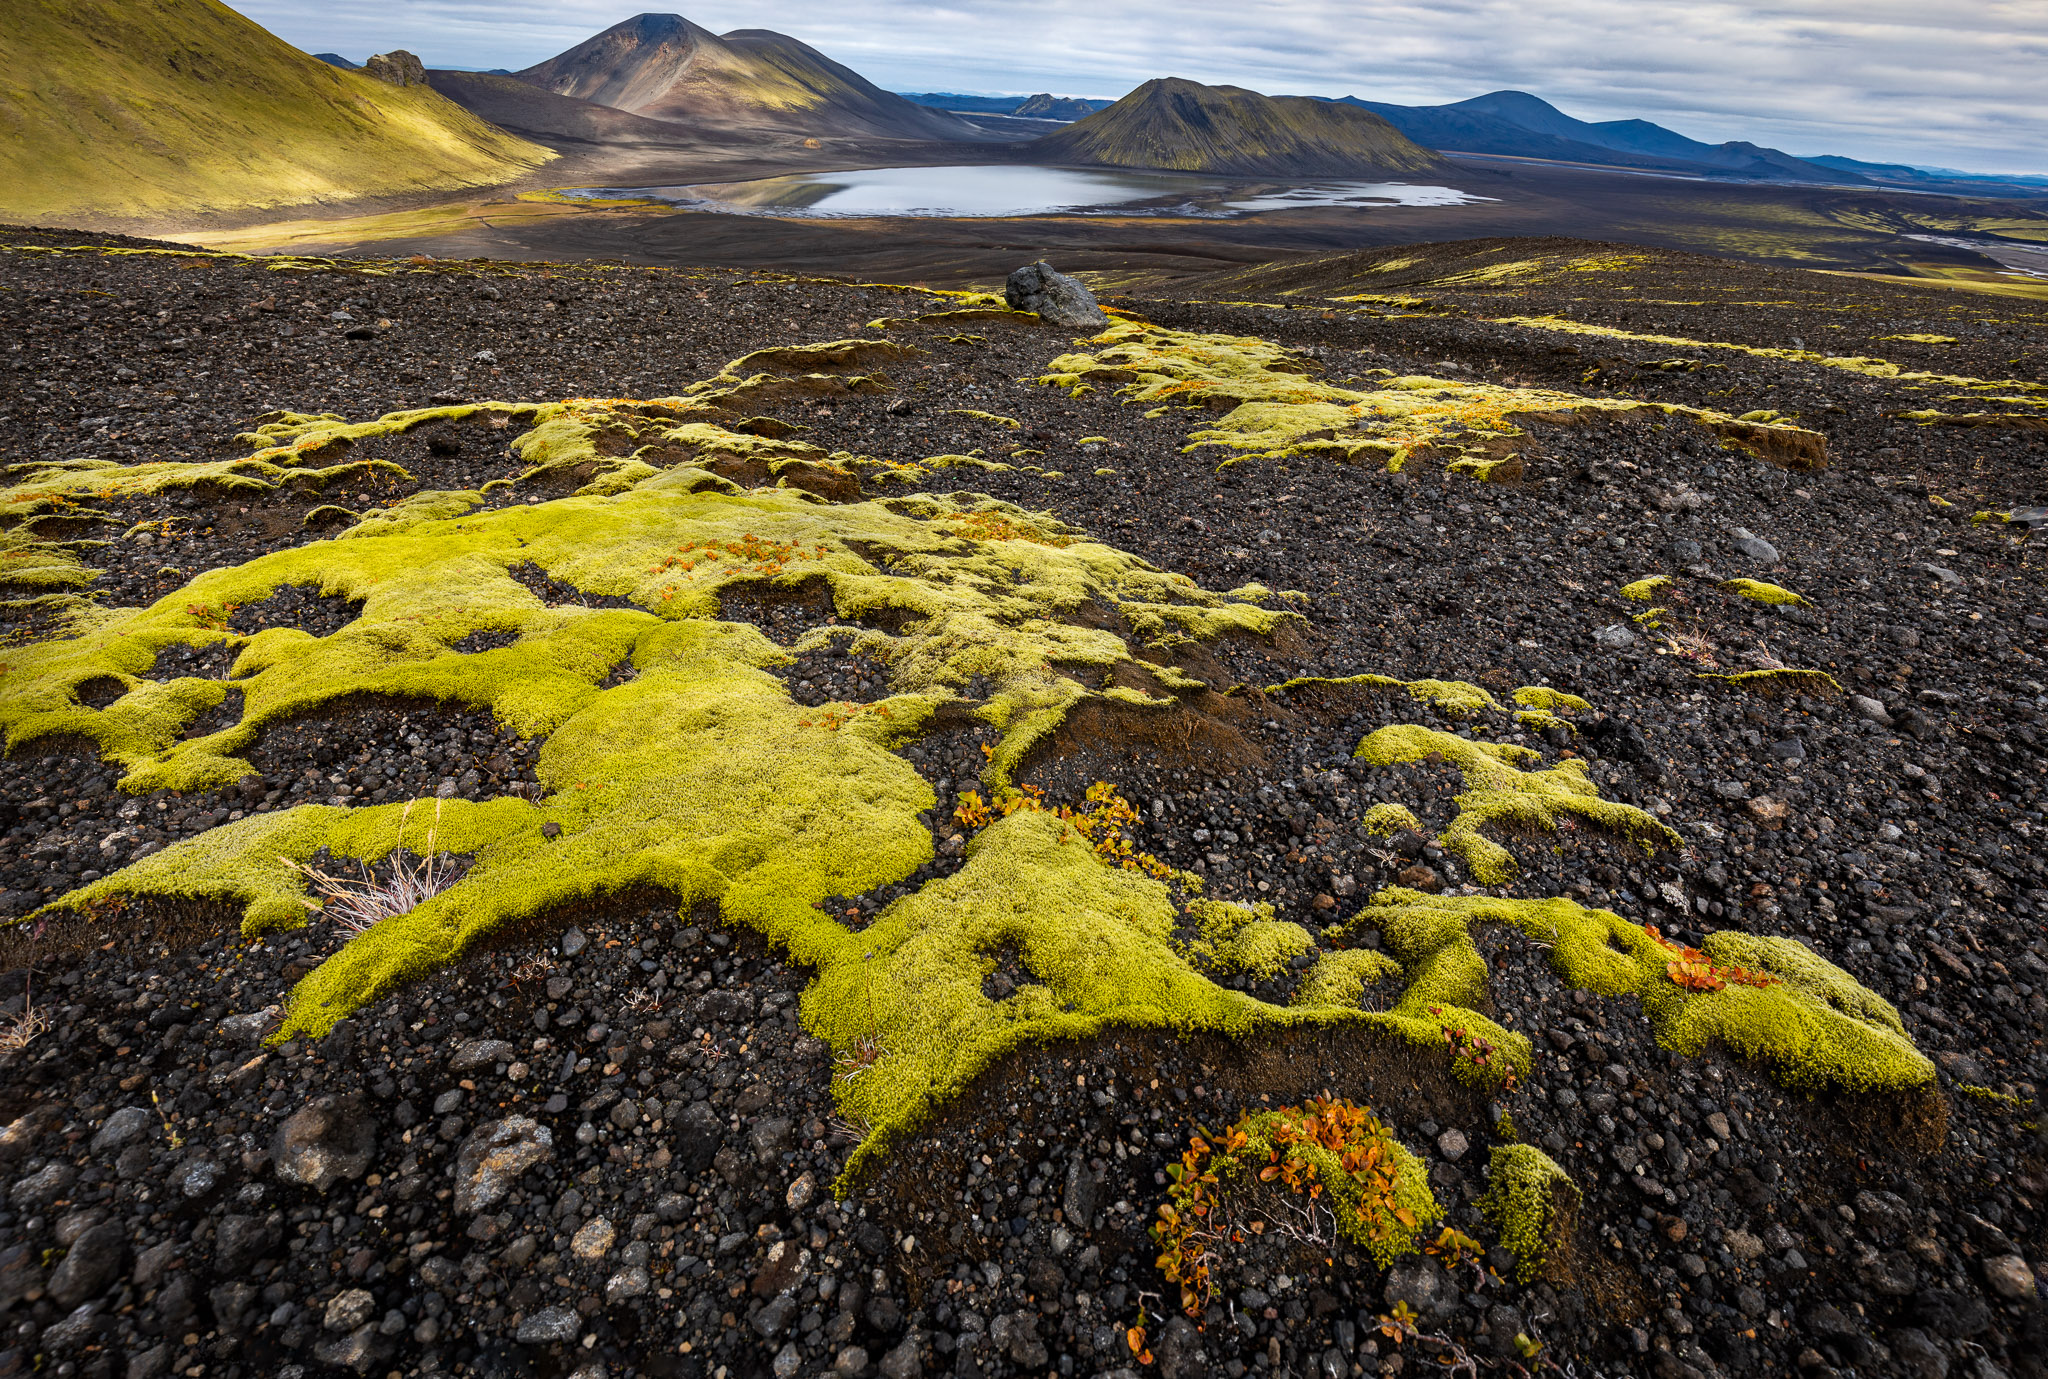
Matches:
[[232, 0, 2048, 173]]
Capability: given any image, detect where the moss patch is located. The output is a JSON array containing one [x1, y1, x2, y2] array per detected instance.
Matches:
[[1344, 888, 1934, 1097], [1721, 578, 1807, 606], [1353, 725, 1679, 886], [1035, 320, 1828, 472], [1479, 1144, 1579, 1282]]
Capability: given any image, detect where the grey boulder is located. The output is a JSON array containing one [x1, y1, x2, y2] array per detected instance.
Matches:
[[1004, 261, 1107, 331]]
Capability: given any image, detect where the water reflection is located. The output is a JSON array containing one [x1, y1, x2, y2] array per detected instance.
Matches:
[[560, 164, 1494, 218]]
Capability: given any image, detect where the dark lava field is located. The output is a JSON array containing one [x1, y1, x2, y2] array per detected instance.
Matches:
[[0, 225, 2045, 1379]]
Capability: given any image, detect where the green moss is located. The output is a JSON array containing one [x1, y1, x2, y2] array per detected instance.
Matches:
[[1493, 314, 2048, 401], [2, 386, 1354, 1180], [1178, 898, 1312, 979], [1353, 726, 1679, 885], [1619, 576, 1672, 603], [1225, 1106, 1443, 1267], [940, 410, 1021, 429], [1698, 668, 1842, 698], [1511, 687, 1589, 715], [1721, 578, 1807, 606], [1267, 673, 1501, 717], [1478, 1144, 1578, 1282], [1347, 888, 1934, 1097], [1360, 803, 1421, 837], [1035, 321, 1829, 473], [1292, 948, 1403, 1008]]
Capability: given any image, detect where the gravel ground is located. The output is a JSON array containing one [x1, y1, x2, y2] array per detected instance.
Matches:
[[1, 227, 2045, 1379]]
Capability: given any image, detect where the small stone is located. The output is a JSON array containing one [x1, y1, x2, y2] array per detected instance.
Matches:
[[879, 1336, 924, 1379], [786, 1172, 816, 1210], [1849, 695, 1893, 727], [1669, 538, 1703, 564], [514, 1305, 582, 1343], [272, 1095, 376, 1190], [542, 821, 562, 840], [90, 1107, 153, 1154], [604, 1266, 651, 1302], [47, 1222, 125, 1307], [774, 1344, 803, 1379], [1919, 564, 1964, 588], [449, 1038, 515, 1071], [1769, 738, 1807, 764], [1984, 1254, 2036, 1301], [1594, 623, 1637, 649], [453, 1117, 553, 1214], [1727, 527, 1780, 563], [560, 925, 586, 955], [571, 1217, 615, 1261], [324, 1288, 377, 1333], [1436, 1128, 1469, 1162], [1745, 796, 1791, 827], [754, 1293, 800, 1337]]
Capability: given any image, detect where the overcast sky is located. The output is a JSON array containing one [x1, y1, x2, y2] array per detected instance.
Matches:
[[233, 0, 2048, 173]]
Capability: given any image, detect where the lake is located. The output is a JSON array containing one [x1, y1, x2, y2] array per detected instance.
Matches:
[[561, 164, 1494, 219]]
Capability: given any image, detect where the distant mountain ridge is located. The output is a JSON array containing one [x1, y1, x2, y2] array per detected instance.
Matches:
[[514, 14, 989, 141], [1032, 78, 1440, 178], [901, 92, 1113, 122], [1345, 90, 1866, 184]]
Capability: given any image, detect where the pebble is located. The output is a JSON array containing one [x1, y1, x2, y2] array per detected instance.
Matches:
[[452, 1116, 553, 1213]]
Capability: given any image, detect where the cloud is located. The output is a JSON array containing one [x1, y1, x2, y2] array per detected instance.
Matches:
[[231, 0, 2048, 171]]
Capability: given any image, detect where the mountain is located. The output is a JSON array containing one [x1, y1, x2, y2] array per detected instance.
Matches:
[[1032, 78, 1441, 177], [901, 92, 1029, 115], [429, 70, 746, 149], [902, 92, 1113, 122], [514, 14, 987, 141], [314, 53, 359, 70], [1802, 153, 2048, 197], [0, 0, 552, 226], [1014, 94, 1111, 121], [1345, 90, 1866, 184]]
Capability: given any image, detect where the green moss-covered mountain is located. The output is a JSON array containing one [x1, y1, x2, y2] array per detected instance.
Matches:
[[514, 12, 987, 141], [0, 0, 553, 225], [1030, 77, 1443, 177]]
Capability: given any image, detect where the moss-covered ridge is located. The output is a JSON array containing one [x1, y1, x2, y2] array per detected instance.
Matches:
[[1034, 320, 1829, 471], [1343, 888, 1935, 1098], [1354, 725, 1680, 886]]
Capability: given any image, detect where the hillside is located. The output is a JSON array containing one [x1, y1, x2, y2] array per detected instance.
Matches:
[[1032, 77, 1441, 177], [515, 13, 988, 141], [0, 0, 553, 226], [1349, 89, 1865, 184], [427, 69, 743, 150]]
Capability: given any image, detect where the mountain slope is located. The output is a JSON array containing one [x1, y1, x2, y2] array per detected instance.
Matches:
[[0, 0, 553, 225], [515, 14, 988, 141], [428, 70, 736, 149], [1033, 78, 1441, 177], [1351, 90, 1865, 184]]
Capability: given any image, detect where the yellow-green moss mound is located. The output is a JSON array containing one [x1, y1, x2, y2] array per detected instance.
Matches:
[[1479, 1144, 1579, 1282], [1353, 725, 1680, 885], [1342, 888, 1934, 1097], [1034, 320, 1828, 471]]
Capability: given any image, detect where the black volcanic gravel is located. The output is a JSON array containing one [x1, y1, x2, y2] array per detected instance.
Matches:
[[2, 230, 2046, 1379]]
